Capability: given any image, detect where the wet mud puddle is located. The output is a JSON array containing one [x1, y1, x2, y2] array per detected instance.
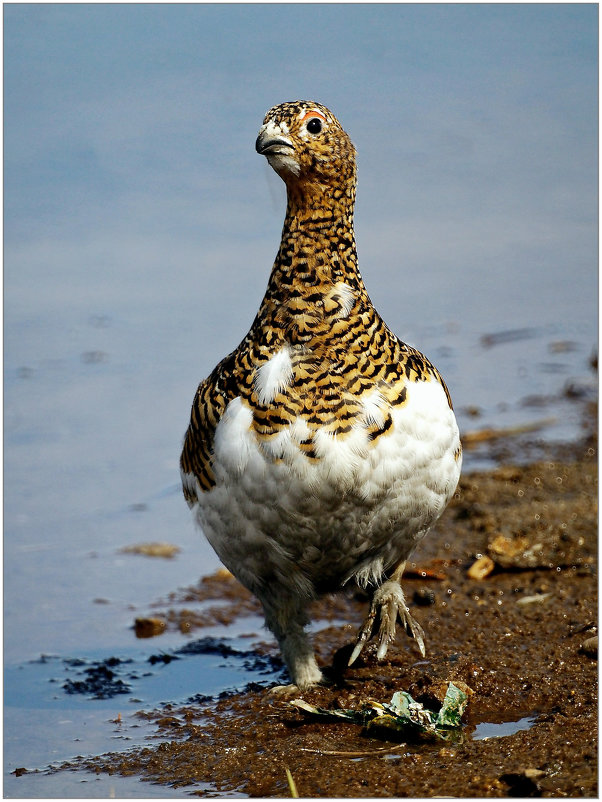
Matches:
[[6, 632, 544, 799], [473, 714, 537, 741]]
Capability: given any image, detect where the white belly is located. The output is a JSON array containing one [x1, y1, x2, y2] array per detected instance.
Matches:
[[183, 379, 461, 599]]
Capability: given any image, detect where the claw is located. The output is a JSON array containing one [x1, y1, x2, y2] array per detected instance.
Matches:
[[347, 603, 377, 666], [348, 632, 368, 667], [348, 580, 426, 666], [399, 606, 426, 657], [268, 683, 302, 697]]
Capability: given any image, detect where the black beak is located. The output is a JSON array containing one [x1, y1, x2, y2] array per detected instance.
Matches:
[[255, 133, 294, 156]]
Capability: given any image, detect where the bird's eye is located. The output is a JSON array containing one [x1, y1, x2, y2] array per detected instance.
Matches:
[[306, 118, 322, 135]]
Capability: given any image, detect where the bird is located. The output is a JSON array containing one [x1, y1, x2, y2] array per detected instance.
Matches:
[[180, 100, 462, 689]]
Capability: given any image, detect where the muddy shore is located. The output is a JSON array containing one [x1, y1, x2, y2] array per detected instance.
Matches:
[[52, 403, 597, 797]]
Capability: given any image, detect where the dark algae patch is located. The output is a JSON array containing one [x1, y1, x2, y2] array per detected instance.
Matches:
[[47, 407, 597, 796], [62, 657, 135, 699]]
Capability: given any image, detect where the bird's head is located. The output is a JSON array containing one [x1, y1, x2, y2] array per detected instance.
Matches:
[[255, 101, 356, 198]]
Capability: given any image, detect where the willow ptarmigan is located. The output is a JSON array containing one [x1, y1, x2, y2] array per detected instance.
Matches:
[[181, 100, 462, 689]]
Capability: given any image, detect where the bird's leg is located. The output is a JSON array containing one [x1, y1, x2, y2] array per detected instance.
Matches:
[[348, 560, 426, 667], [263, 604, 323, 690]]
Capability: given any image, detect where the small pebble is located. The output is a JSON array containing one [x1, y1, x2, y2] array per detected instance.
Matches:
[[523, 768, 546, 780], [134, 617, 166, 638], [516, 592, 552, 607], [121, 542, 180, 558], [467, 555, 495, 580], [580, 635, 598, 658]]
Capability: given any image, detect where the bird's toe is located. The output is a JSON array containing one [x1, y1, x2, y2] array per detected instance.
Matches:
[[348, 604, 378, 666], [350, 579, 426, 665], [268, 682, 304, 697], [398, 603, 426, 658]]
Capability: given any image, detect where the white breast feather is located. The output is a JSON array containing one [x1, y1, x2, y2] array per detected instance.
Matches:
[[254, 347, 294, 405], [212, 396, 254, 475], [191, 376, 461, 598], [361, 388, 388, 427]]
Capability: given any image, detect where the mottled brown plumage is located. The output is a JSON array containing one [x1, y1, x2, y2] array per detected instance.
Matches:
[[181, 101, 453, 494], [181, 101, 461, 688]]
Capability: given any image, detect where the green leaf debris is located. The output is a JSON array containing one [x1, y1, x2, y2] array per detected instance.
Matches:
[[291, 682, 468, 742]]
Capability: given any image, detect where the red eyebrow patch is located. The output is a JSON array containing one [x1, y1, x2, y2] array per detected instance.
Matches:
[[300, 110, 327, 122]]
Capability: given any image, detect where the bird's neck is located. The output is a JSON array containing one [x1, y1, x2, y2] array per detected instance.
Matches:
[[275, 184, 364, 288], [253, 183, 372, 346]]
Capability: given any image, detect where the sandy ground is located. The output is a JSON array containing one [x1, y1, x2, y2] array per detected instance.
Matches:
[[51, 402, 597, 797]]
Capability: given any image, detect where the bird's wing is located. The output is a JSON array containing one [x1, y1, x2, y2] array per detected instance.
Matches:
[[180, 351, 240, 502]]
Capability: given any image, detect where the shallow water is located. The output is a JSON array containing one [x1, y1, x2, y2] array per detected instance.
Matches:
[[4, 630, 283, 797], [473, 714, 537, 741]]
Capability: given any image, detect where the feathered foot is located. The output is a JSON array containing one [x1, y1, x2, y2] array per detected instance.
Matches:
[[263, 602, 324, 690], [348, 563, 426, 667]]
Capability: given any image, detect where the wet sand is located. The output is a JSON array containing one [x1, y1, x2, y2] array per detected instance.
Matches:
[[49, 403, 597, 797]]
